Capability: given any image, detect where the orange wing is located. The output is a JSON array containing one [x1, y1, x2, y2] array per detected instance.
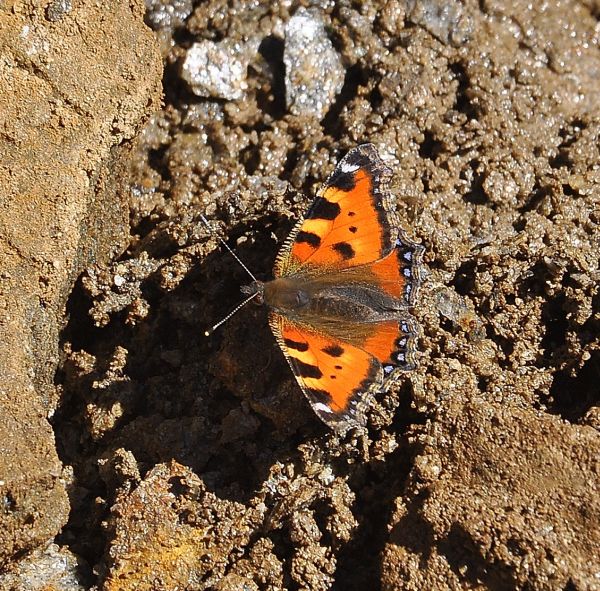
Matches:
[[364, 231, 424, 307], [269, 313, 380, 431], [358, 316, 420, 374], [269, 312, 419, 432], [274, 144, 397, 277]]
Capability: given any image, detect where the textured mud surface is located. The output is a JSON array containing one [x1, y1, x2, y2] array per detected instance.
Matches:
[[2, 0, 599, 590]]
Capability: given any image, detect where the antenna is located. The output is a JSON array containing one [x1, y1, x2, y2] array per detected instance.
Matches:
[[199, 214, 257, 281], [200, 213, 261, 335], [203, 290, 260, 336]]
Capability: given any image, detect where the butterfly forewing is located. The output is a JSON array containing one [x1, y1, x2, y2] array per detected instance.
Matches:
[[274, 144, 397, 277]]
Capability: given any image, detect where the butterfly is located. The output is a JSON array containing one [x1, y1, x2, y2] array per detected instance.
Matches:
[[239, 143, 425, 432]]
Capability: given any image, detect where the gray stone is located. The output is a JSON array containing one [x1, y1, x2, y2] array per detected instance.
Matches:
[[284, 8, 345, 119], [407, 0, 473, 46], [145, 0, 193, 32], [46, 0, 72, 22], [0, 544, 89, 591], [181, 39, 253, 100]]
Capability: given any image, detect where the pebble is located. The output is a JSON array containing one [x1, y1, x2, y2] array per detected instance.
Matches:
[[284, 7, 345, 118], [181, 39, 251, 100], [407, 0, 473, 46]]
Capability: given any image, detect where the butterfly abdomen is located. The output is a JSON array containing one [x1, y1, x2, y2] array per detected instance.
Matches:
[[263, 275, 404, 321]]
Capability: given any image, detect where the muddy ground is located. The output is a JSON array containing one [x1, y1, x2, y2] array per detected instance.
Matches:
[[1, 0, 599, 590]]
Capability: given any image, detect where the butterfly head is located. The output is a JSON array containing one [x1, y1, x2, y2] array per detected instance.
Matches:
[[241, 280, 265, 305]]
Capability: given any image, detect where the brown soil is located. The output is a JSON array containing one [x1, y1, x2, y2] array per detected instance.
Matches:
[[1, 0, 599, 590]]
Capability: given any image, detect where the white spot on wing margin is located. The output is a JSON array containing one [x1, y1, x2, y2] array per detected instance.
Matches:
[[313, 402, 334, 414], [340, 161, 360, 173]]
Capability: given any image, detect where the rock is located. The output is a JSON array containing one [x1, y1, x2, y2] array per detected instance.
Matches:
[[145, 0, 193, 32], [181, 39, 255, 100], [382, 399, 600, 589], [100, 462, 260, 591], [45, 0, 72, 22], [0, 0, 162, 567], [406, 0, 473, 46], [284, 7, 345, 119], [0, 543, 89, 591]]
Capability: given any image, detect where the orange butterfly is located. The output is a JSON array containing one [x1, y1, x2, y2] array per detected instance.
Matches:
[[239, 144, 425, 432]]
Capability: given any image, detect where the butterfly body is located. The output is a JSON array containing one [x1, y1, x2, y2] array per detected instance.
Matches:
[[246, 261, 409, 326], [241, 144, 425, 433]]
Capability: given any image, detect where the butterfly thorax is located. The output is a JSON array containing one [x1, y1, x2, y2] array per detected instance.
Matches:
[[242, 277, 308, 312]]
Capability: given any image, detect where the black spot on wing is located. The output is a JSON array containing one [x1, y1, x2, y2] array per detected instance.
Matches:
[[284, 338, 309, 352], [322, 344, 344, 357], [291, 359, 323, 379], [349, 226, 358, 233], [296, 231, 321, 248], [306, 198, 341, 221], [332, 241, 355, 260], [327, 169, 356, 192]]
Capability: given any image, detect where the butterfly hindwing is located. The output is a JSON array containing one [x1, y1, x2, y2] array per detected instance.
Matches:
[[366, 234, 425, 307], [274, 144, 398, 277], [269, 311, 420, 431], [354, 317, 420, 375]]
